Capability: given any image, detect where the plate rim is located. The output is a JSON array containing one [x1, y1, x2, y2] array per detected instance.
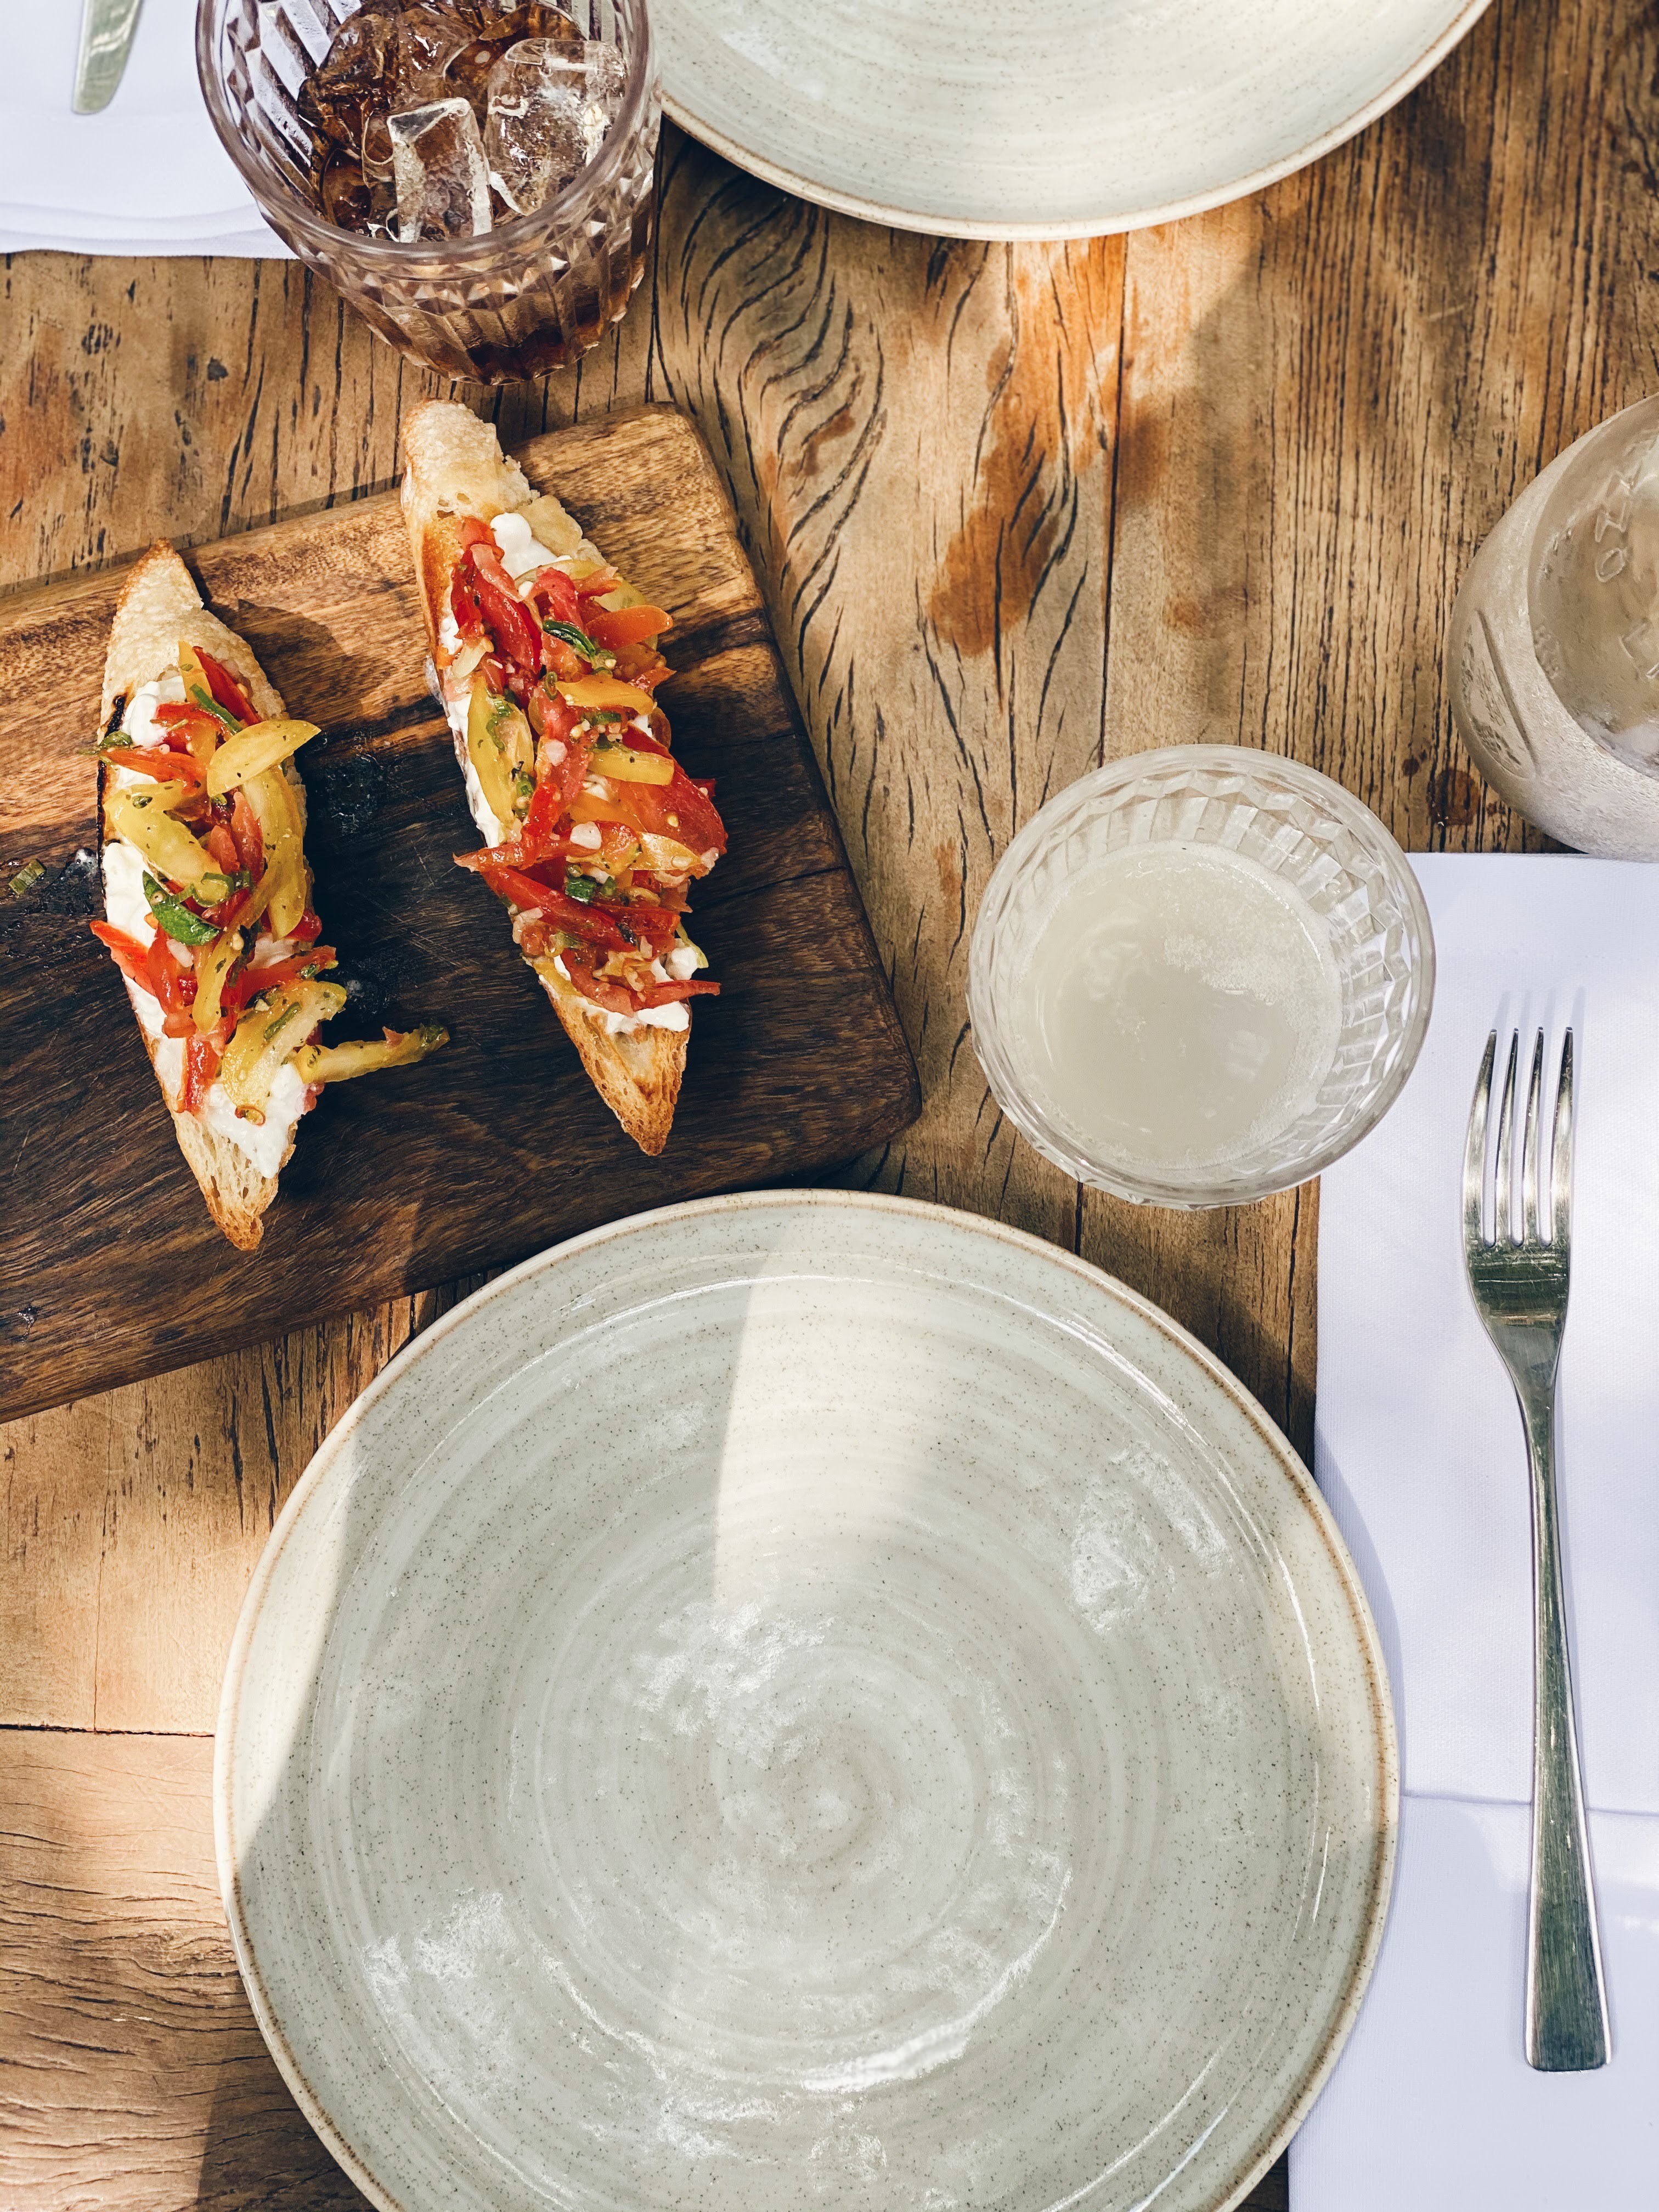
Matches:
[[659, 0, 1493, 240], [214, 1186, 1399, 2212]]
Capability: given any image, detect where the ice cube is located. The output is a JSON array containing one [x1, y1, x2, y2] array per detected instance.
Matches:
[[466, 0, 583, 26], [318, 150, 397, 236], [396, 5, 474, 92], [297, 8, 396, 150], [484, 38, 625, 215], [389, 97, 494, 241]]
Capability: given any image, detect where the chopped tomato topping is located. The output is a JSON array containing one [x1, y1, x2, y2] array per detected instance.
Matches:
[[585, 604, 671, 652], [466, 542, 543, 672], [89, 919, 153, 989], [636, 977, 720, 1008], [556, 943, 637, 1013], [152, 703, 227, 768], [593, 899, 679, 949], [229, 789, 264, 879], [577, 764, 725, 860], [290, 909, 323, 944], [450, 564, 486, 647], [461, 853, 629, 946], [102, 746, 208, 786], [203, 822, 240, 878], [194, 648, 255, 725], [244, 948, 337, 991], [145, 928, 196, 1035], [180, 1031, 221, 1111], [527, 566, 582, 628], [610, 641, 672, 695]]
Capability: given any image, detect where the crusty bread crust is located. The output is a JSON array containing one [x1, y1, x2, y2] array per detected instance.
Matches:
[[400, 397, 692, 1156], [100, 543, 296, 1249]]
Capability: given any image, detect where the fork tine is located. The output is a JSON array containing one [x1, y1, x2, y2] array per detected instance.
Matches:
[[1464, 1030, 1497, 1248], [1550, 1029, 1575, 1248], [1522, 1030, 1545, 1242], [1494, 1032, 1520, 1244]]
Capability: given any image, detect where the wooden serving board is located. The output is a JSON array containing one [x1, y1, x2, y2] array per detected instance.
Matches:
[[0, 405, 918, 1420]]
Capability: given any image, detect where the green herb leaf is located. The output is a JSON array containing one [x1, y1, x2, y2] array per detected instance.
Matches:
[[262, 1002, 301, 1044], [83, 731, 136, 754], [187, 685, 239, 731], [7, 857, 47, 900], [542, 620, 614, 668], [196, 868, 251, 904], [564, 872, 599, 904], [142, 872, 221, 945]]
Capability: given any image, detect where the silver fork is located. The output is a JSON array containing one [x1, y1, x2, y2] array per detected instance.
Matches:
[[1463, 1027, 1609, 2072]]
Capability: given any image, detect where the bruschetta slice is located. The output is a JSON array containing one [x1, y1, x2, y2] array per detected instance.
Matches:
[[399, 400, 725, 1156], [90, 543, 447, 1249]]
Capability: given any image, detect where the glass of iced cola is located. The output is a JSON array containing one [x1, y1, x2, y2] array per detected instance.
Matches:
[[198, 0, 658, 382]]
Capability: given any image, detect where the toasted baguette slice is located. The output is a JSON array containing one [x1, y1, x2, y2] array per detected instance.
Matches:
[[96, 545, 446, 1248], [400, 399, 694, 1157], [99, 545, 298, 1248]]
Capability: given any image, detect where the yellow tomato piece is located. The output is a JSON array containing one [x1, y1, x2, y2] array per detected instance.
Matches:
[[638, 831, 704, 876], [290, 1024, 449, 1085], [242, 769, 309, 937], [588, 739, 673, 786], [106, 787, 224, 896], [556, 675, 658, 716], [467, 677, 533, 827], [194, 928, 244, 1034], [220, 979, 347, 1119], [205, 718, 319, 797]]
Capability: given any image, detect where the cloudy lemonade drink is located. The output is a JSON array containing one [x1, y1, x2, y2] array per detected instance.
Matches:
[[1014, 843, 1342, 1175]]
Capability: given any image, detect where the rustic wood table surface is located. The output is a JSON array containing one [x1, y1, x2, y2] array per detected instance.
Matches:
[[2, 0, 1646, 2200]]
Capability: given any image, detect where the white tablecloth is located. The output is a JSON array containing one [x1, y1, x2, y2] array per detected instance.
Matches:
[[1292, 853, 1659, 2208], [1, 0, 287, 256]]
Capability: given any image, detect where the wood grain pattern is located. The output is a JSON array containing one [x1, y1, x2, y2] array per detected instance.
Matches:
[[1, 404, 918, 1419], [7, 0, 1649, 2191], [0, 1728, 372, 2211]]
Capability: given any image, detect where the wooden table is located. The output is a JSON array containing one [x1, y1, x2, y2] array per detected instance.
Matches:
[[1, 0, 1641, 2198]]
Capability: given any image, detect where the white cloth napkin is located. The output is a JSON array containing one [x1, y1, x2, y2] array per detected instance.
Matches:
[[1292, 853, 1659, 2208], [0, 0, 287, 256]]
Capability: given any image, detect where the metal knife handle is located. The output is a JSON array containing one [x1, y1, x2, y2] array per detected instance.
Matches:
[[73, 0, 145, 116], [1519, 1380, 1610, 2070]]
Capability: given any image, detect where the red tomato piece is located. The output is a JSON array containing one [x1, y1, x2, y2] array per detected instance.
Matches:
[[229, 789, 264, 879], [180, 1032, 222, 1111], [246, 948, 337, 991], [594, 900, 679, 950], [450, 566, 486, 647], [527, 566, 582, 628], [467, 544, 543, 672], [145, 928, 195, 1017], [636, 977, 721, 1008], [102, 746, 208, 787], [290, 909, 323, 944], [88, 919, 153, 989], [465, 855, 629, 946], [556, 944, 637, 1014], [194, 648, 255, 725], [153, 703, 228, 761], [603, 765, 726, 859]]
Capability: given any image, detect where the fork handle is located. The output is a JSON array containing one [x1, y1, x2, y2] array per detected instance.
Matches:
[[1516, 1381, 1609, 2070]]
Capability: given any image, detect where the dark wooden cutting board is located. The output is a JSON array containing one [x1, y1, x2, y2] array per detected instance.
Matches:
[[0, 405, 918, 1419]]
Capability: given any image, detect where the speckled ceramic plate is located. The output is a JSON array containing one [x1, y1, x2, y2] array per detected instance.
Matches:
[[217, 1192, 1396, 2212], [655, 0, 1492, 239]]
